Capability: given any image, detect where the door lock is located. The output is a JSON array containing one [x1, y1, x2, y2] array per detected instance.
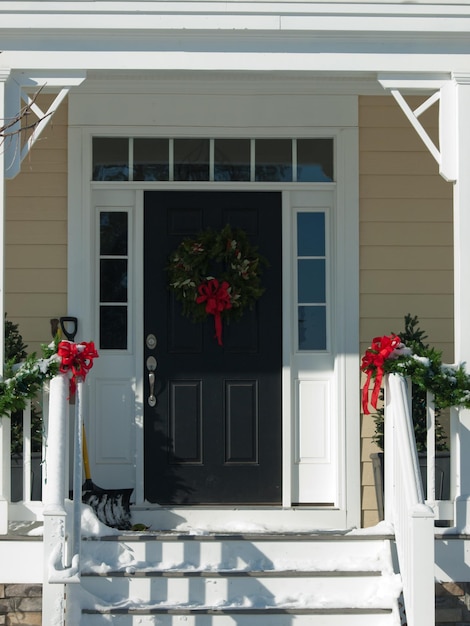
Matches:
[[146, 334, 157, 350]]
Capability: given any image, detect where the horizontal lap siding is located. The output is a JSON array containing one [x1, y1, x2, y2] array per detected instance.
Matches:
[[359, 95, 454, 527], [5, 96, 68, 354]]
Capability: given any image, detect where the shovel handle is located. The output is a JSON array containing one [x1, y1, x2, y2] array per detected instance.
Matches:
[[60, 316, 78, 341], [82, 424, 92, 481]]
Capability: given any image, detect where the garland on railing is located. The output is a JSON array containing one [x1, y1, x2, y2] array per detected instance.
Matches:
[[361, 333, 470, 415], [0, 339, 99, 418]]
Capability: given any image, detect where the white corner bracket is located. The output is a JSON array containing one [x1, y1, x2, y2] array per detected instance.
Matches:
[[378, 73, 456, 183], [3, 71, 86, 179]]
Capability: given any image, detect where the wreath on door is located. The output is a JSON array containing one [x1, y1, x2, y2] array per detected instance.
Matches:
[[167, 224, 267, 345]]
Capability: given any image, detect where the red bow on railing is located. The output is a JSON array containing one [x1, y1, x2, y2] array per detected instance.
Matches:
[[361, 334, 401, 414], [196, 278, 232, 346], [58, 340, 99, 394]]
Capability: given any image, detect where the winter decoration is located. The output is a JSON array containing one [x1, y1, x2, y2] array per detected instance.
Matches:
[[361, 334, 405, 414], [167, 224, 267, 345], [0, 339, 99, 418], [0, 340, 60, 418], [361, 317, 470, 417], [58, 340, 99, 394]]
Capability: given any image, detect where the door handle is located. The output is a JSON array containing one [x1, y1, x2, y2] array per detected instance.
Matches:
[[147, 356, 157, 407]]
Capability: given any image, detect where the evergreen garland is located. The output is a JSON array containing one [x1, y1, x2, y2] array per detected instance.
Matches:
[[1, 332, 60, 420], [370, 314, 468, 451]]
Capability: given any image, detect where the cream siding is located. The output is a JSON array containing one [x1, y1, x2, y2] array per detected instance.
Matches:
[[359, 95, 454, 526], [5, 96, 68, 354]]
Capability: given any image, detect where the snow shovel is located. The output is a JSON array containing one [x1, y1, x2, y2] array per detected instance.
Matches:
[[81, 422, 133, 531]]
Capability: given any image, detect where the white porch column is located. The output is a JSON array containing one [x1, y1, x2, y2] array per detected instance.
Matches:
[[0, 70, 10, 535], [449, 74, 470, 531], [0, 69, 9, 371]]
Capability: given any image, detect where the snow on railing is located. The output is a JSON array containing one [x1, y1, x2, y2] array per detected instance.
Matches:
[[384, 373, 435, 626]]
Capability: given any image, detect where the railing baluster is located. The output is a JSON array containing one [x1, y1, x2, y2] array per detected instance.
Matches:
[[0, 414, 11, 534], [426, 391, 436, 504], [22, 400, 32, 502]]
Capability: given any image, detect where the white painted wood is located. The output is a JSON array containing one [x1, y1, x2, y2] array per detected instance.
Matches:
[[0, 540, 43, 582], [0, 72, 9, 534], [335, 126, 360, 528], [287, 190, 339, 507], [451, 74, 470, 532], [68, 88, 359, 526], [440, 80, 458, 181], [70, 91, 358, 129], [87, 189, 138, 491]]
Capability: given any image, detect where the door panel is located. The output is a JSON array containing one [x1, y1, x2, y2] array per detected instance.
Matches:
[[143, 191, 282, 504]]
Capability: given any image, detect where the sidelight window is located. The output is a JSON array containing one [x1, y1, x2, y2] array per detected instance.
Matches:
[[296, 211, 328, 351], [99, 211, 129, 350]]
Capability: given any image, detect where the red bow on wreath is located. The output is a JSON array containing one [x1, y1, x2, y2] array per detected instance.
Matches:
[[361, 334, 401, 414], [196, 278, 232, 346], [58, 340, 99, 394]]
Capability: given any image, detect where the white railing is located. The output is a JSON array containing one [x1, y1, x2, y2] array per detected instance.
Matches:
[[0, 396, 45, 531], [0, 374, 83, 626], [384, 373, 435, 626]]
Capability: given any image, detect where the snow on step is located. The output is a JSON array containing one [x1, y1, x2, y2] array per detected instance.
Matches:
[[81, 534, 394, 575], [75, 531, 402, 626], [80, 609, 397, 626]]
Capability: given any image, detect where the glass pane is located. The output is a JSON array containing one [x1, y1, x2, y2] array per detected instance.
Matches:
[[297, 139, 334, 182], [174, 139, 210, 181], [214, 139, 251, 181], [93, 138, 129, 181], [134, 138, 169, 181], [298, 259, 326, 303], [298, 306, 327, 350], [100, 212, 128, 256], [100, 306, 127, 350], [255, 139, 292, 182], [297, 213, 325, 257], [100, 259, 128, 302]]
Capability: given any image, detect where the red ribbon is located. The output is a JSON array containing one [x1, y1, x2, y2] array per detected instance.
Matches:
[[196, 279, 232, 346], [58, 340, 99, 394], [361, 334, 401, 414]]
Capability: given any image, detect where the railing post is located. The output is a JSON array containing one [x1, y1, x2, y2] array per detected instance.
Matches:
[[383, 377, 394, 523], [409, 503, 435, 626], [0, 414, 11, 535], [42, 373, 69, 626]]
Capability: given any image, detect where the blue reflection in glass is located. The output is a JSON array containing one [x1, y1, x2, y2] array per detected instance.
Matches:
[[298, 306, 327, 350], [297, 213, 325, 257], [298, 259, 326, 303]]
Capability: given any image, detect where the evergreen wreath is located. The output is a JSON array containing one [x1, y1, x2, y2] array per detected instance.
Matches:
[[167, 224, 267, 345]]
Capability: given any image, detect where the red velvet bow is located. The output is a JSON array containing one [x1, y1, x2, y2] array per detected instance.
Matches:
[[58, 340, 99, 394], [361, 334, 401, 414], [196, 278, 232, 346]]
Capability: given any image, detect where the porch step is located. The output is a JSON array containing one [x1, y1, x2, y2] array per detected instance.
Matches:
[[73, 530, 403, 626]]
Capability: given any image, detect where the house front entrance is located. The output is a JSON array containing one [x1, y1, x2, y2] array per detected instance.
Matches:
[[143, 191, 283, 504]]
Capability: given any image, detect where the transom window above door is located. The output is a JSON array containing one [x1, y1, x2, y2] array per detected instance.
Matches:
[[92, 137, 334, 183]]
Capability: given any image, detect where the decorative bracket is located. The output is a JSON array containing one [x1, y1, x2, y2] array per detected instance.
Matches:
[[378, 74, 456, 182], [2, 71, 86, 179]]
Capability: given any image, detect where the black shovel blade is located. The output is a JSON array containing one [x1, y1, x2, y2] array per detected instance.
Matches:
[[82, 486, 133, 531]]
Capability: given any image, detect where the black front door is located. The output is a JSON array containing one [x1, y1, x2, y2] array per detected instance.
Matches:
[[144, 191, 282, 504]]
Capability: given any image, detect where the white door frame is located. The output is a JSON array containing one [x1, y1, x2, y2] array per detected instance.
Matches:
[[68, 120, 359, 529]]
